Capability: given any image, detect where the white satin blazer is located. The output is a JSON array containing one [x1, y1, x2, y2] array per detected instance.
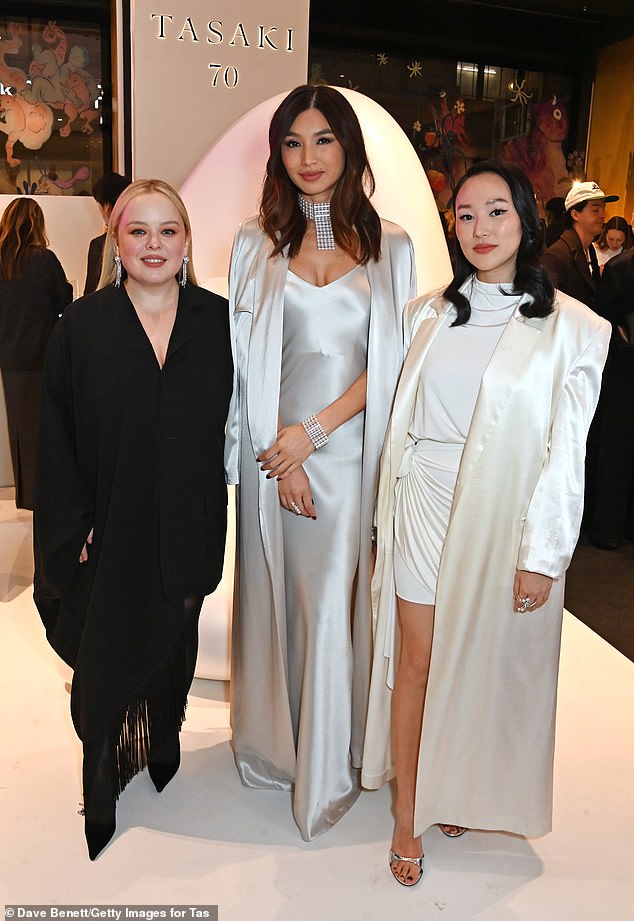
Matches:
[[363, 282, 610, 837]]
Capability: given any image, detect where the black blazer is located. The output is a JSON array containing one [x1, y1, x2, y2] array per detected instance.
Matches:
[[0, 247, 72, 369], [35, 280, 233, 606], [540, 227, 599, 311], [598, 249, 634, 394], [83, 233, 106, 295], [33, 281, 233, 742]]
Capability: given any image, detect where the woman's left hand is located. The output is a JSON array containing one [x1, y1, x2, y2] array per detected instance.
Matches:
[[513, 570, 553, 613], [79, 527, 94, 564], [257, 423, 315, 479]]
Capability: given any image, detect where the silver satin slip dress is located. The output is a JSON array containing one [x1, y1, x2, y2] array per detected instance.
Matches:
[[277, 265, 371, 839]]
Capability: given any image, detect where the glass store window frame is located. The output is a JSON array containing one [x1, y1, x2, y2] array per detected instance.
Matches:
[[0, 1, 112, 196]]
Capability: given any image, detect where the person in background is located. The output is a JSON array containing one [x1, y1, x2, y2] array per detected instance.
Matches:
[[543, 196, 566, 247], [592, 215, 633, 273], [541, 182, 619, 526], [33, 179, 233, 860], [0, 198, 72, 509], [591, 213, 634, 549], [83, 171, 131, 294], [363, 161, 610, 887], [226, 84, 416, 841], [541, 181, 618, 311]]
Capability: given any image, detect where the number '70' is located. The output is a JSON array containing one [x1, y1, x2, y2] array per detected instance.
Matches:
[[208, 64, 239, 88]]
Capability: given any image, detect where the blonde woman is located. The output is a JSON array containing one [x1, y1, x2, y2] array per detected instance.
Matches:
[[34, 180, 233, 860]]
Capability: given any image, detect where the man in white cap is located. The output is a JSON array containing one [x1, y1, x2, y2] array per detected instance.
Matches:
[[541, 180, 619, 311]]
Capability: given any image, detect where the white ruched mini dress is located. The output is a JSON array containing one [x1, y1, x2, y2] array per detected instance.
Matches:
[[394, 279, 518, 604]]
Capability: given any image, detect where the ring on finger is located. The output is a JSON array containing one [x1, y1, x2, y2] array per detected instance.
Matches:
[[516, 595, 536, 612], [290, 501, 302, 515]]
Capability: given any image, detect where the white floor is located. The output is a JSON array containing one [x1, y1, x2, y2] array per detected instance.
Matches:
[[1, 487, 633, 920]]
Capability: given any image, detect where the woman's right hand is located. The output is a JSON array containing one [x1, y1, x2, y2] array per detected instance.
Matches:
[[278, 467, 316, 519], [79, 527, 93, 563]]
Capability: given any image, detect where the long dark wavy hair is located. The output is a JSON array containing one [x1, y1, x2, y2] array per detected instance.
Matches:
[[444, 160, 555, 326], [0, 198, 48, 281], [260, 84, 382, 263]]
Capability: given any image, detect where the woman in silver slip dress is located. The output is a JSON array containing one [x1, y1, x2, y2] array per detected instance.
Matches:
[[362, 161, 610, 886], [225, 85, 416, 840]]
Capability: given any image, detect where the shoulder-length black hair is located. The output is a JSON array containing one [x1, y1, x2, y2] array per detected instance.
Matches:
[[444, 160, 555, 326], [260, 84, 382, 263]]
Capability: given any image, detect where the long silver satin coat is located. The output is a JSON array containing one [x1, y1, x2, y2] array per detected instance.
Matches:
[[224, 217, 416, 837]]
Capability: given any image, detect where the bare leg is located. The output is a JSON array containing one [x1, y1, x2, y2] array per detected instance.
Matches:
[[390, 597, 434, 885]]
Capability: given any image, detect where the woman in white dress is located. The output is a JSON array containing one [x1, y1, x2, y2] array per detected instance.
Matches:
[[225, 85, 416, 840], [362, 161, 610, 885]]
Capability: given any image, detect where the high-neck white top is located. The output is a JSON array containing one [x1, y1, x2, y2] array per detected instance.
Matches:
[[411, 278, 520, 443]]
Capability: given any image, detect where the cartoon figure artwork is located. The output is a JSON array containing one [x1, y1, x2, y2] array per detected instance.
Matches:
[[0, 21, 28, 92], [0, 20, 100, 191], [501, 95, 571, 210], [0, 95, 54, 168], [419, 91, 469, 207], [26, 23, 100, 138]]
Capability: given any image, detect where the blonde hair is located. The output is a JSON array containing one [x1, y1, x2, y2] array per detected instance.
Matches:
[[0, 197, 49, 281], [98, 178, 197, 288]]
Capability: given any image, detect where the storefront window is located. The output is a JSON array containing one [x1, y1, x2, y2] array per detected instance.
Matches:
[[310, 45, 574, 215], [0, 13, 111, 195]]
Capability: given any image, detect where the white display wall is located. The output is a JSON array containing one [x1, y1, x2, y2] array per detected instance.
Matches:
[[129, 0, 310, 188]]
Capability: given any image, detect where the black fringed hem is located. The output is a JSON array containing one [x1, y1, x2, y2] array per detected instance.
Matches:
[[95, 626, 189, 801]]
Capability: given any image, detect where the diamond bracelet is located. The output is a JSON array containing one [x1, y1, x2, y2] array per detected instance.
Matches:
[[302, 414, 329, 450]]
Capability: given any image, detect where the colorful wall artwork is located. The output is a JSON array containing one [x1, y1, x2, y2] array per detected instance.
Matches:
[[501, 96, 572, 211], [0, 18, 107, 195], [309, 46, 577, 224]]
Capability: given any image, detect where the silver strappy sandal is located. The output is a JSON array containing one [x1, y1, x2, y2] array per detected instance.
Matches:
[[389, 850, 425, 887]]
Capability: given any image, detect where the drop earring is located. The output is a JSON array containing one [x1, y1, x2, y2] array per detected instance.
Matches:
[[114, 254, 122, 287], [180, 255, 189, 288]]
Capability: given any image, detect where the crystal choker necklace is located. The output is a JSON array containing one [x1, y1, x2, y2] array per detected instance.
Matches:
[[298, 193, 335, 250]]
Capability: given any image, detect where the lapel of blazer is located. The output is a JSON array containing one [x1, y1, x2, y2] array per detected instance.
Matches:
[[574, 248, 596, 299], [247, 241, 288, 455], [366, 252, 401, 381], [375, 300, 449, 554], [165, 284, 212, 360], [560, 229, 595, 301], [388, 304, 451, 473], [452, 305, 544, 509]]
